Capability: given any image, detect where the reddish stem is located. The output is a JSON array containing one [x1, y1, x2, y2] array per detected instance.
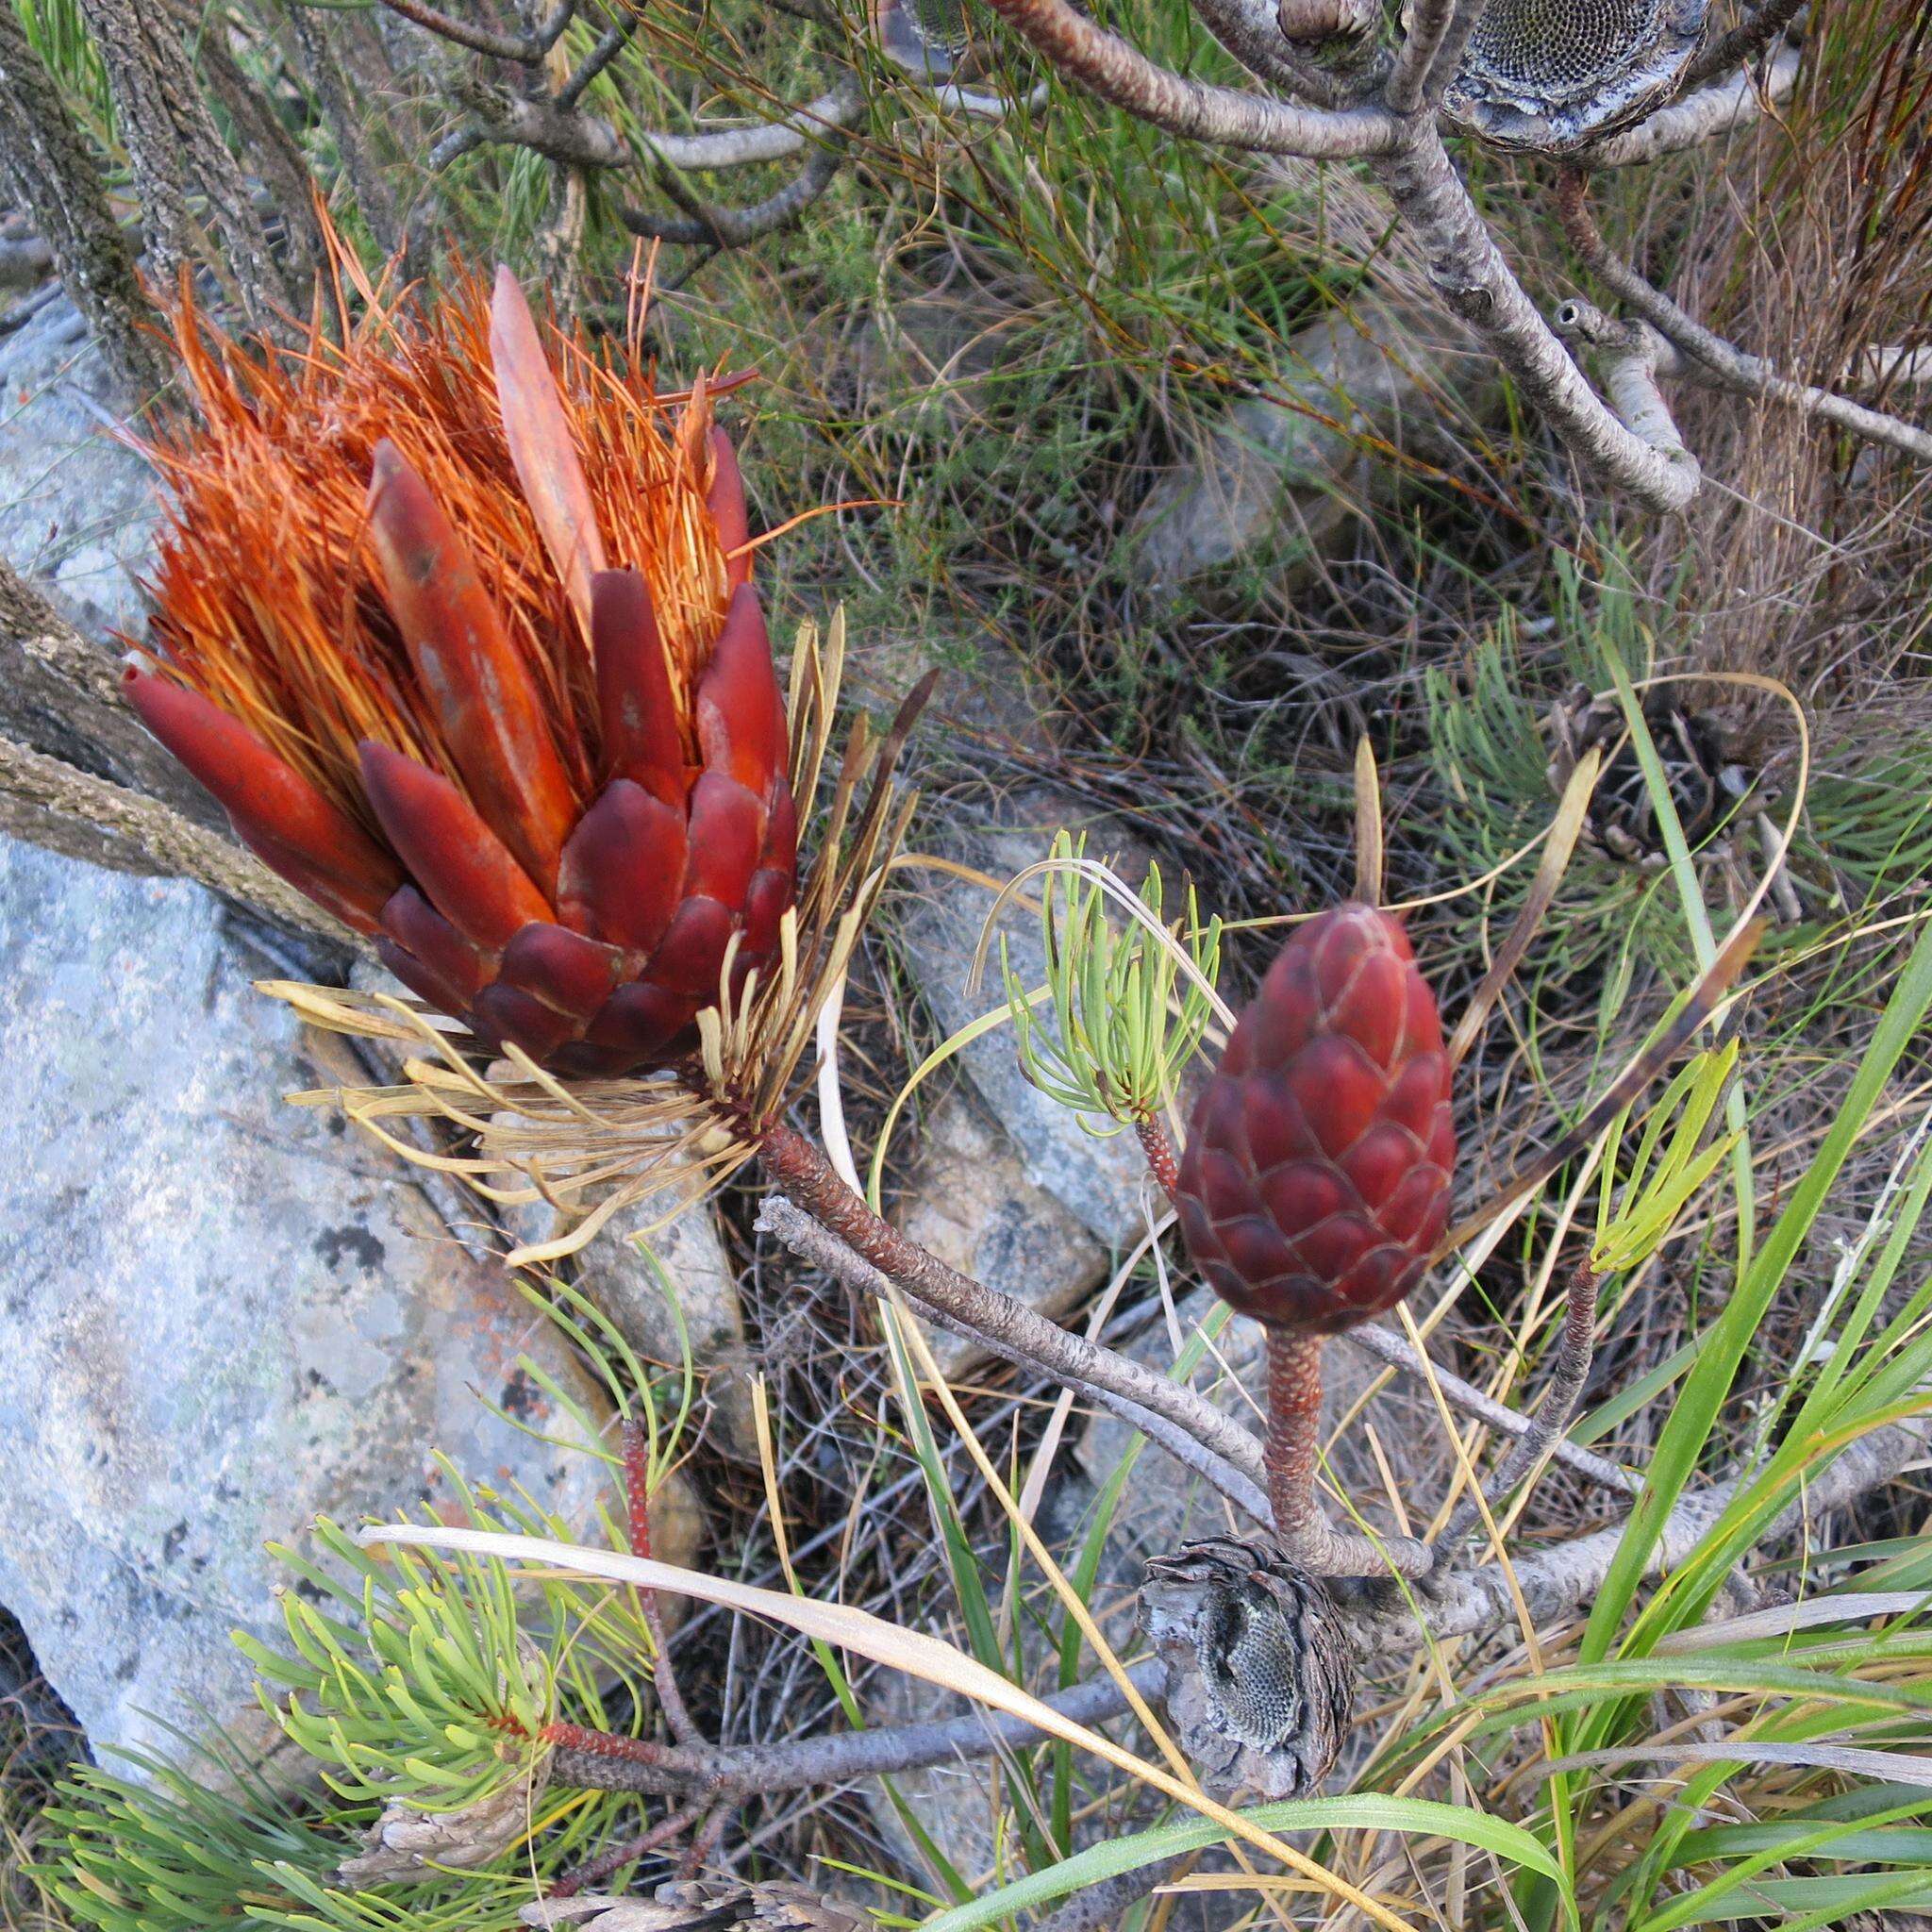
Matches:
[[1136, 1115, 1180, 1197], [620, 1416, 702, 1747], [1264, 1326, 1325, 1540], [540, 1720, 672, 1765]]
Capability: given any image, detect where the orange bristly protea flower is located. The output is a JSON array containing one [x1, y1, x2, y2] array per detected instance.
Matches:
[[125, 264, 795, 1079]]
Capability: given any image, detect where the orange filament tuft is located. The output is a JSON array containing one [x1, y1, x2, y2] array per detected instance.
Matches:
[[135, 257, 735, 847]]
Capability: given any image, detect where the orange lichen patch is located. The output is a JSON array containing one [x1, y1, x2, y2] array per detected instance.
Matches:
[[134, 252, 735, 845]]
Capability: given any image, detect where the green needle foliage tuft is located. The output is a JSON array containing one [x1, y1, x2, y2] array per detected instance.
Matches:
[[236, 1499, 557, 1814], [1592, 1041, 1740, 1278], [1001, 830, 1221, 1134]]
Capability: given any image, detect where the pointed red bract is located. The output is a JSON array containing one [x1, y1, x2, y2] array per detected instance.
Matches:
[[358, 741, 553, 952], [491, 267, 608, 635], [591, 569, 685, 804], [557, 778, 690, 958], [1175, 905, 1455, 1334], [696, 586, 784, 795], [367, 441, 577, 893], [124, 668, 400, 929], [708, 425, 751, 590]]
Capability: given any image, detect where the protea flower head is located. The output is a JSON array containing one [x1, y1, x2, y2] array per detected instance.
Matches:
[[125, 259, 794, 1079], [1443, 0, 1707, 151], [1175, 905, 1455, 1334]]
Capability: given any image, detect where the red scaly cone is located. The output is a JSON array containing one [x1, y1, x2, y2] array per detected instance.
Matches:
[[1175, 905, 1455, 1335]]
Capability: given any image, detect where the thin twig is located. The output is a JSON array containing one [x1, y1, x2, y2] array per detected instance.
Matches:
[[1557, 172, 1932, 466], [377, 0, 573, 60], [552, 1799, 708, 1897], [623, 1420, 702, 1748], [627, 143, 847, 249], [555, 17, 634, 111], [548, 1661, 1164, 1795], [1343, 1322, 1640, 1493], [1679, 0, 1805, 92]]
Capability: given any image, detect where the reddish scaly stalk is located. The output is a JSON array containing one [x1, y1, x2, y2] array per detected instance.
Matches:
[[1264, 1327, 1325, 1541], [1437, 1259, 1603, 1558], [1136, 1115, 1180, 1198], [539, 1720, 678, 1769], [622, 1418, 702, 1747]]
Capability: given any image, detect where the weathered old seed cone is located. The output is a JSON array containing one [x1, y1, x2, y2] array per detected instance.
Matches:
[[125, 267, 795, 1079], [1175, 904, 1455, 1333], [1443, 0, 1707, 151]]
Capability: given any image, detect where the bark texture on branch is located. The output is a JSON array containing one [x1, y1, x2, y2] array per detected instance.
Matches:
[[0, 7, 166, 396], [1391, 1406, 1932, 1650], [1373, 126, 1699, 511], [976, 0, 1402, 156], [76, 0, 291, 323]]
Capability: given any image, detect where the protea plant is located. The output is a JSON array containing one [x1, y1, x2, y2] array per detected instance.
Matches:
[[1175, 905, 1456, 1558], [125, 261, 794, 1080]]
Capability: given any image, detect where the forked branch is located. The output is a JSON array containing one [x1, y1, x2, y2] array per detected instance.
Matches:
[[1557, 170, 1932, 466]]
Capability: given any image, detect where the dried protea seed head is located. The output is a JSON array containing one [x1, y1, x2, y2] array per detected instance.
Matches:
[[125, 259, 796, 1078], [1140, 1535, 1356, 1799], [1443, 0, 1707, 150], [1175, 904, 1455, 1333]]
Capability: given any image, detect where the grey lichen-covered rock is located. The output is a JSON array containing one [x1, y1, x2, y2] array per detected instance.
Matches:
[[1129, 294, 1504, 590], [894, 1091, 1108, 1374], [0, 834, 630, 1770], [890, 784, 1154, 1251]]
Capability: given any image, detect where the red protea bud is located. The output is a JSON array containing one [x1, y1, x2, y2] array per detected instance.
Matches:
[[1175, 905, 1455, 1335], [125, 261, 797, 1079]]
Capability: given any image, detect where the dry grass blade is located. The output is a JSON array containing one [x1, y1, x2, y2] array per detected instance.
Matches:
[[1447, 747, 1602, 1067], [1355, 736, 1385, 908], [1431, 919, 1765, 1260]]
